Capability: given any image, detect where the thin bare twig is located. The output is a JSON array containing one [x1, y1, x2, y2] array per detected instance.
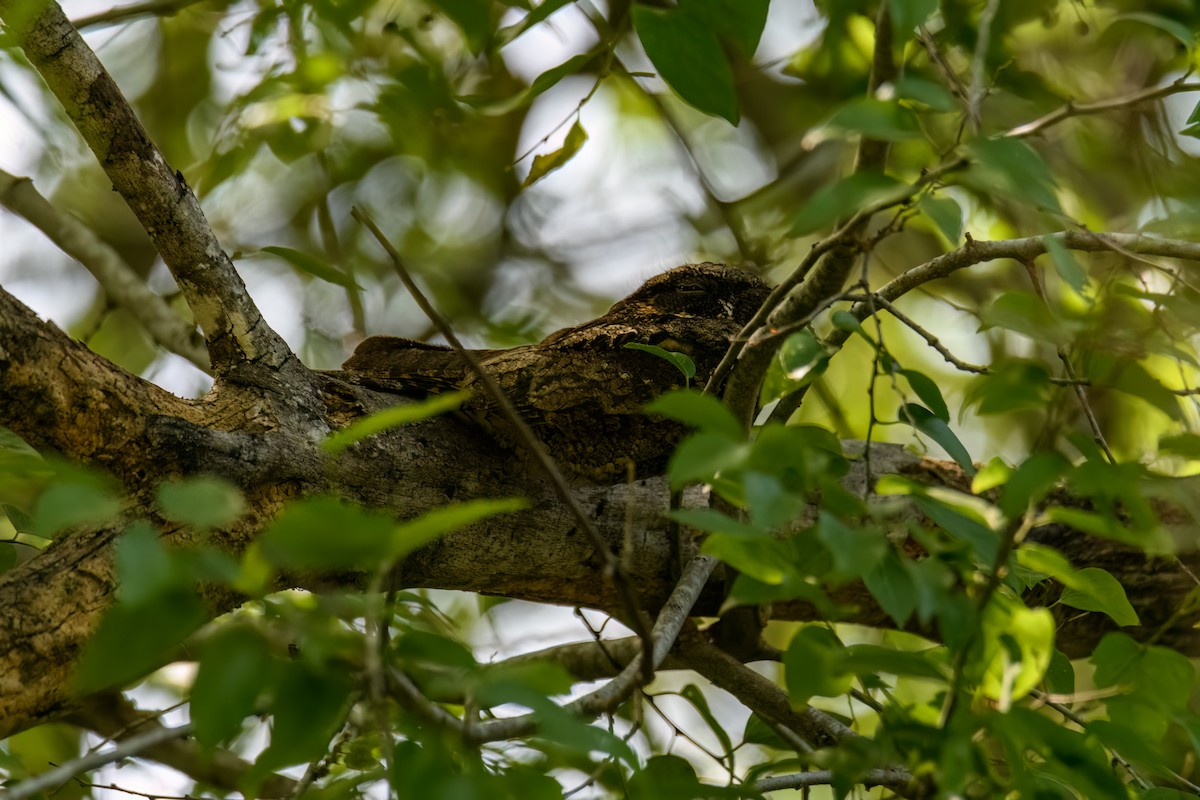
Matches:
[[465, 553, 721, 744], [967, 0, 1002, 132], [71, 0, 207, 29], [1007, 77, 1200, 139], [5, 724, 195, 800]]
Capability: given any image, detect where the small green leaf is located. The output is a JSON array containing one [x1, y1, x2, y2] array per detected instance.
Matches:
[[1059, 568, 1140, 627], [251, 663, 352, 780], [900, 404, 975, 476], [666, 433, 748, 488], [647, 390, 742, 440], [814, 511, 887, 578], [864, 549, 917, 626], [980, 599, 1054, 703], [1043, 235, 1088, 295], [790, 171, 907, 236], [323, 391, 468, 454], [843, 643, 944, 680], [979, 291, 1069, 346], [896, 74, 958, 112], [463, 51, 595, 115], [830, 309, 871, 340], [677, 684, 734, 759], [1159, 433, 1200, 459], [258, 496, 399, 570], [191, 623, 276, 748], [633, 5, 739, 124], [157, 477, 245, 530], [670, 507, 768, 539], [964, 358, 1052, 414], [624, 342, 697, 383], [888, 0, 938, 35], [966, 137, 1062, 214], [429, 0, 492, 52], [522, 120, 588, 188], [1113, 12, 1196, 50], [899, 368, 949, 421], [684, 0, 769, 57], [32, 469, 120, 538], [389, 498, 527, 560], [260, 246, 360, 290], [823, 98, 921, 141], [918, 195, 964, 243], [998, 452, 1069, 519], [784, 626, 852, 704]]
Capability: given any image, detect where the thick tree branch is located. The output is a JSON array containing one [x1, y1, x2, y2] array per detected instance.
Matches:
[[0, 0, 303, 390], [0, 170, 209, 371]]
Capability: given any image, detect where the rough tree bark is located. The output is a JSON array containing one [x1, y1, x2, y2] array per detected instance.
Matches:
[[0, 0, 1198, 753]]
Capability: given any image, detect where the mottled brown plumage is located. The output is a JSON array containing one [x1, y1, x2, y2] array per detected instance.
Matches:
[[342, 263, 770, 483]]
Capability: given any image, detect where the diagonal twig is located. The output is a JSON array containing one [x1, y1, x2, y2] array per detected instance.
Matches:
[[351, 206, 657, 681]]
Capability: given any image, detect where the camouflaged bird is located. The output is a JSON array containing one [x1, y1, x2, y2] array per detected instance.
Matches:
[[342, 263, 770, 483]]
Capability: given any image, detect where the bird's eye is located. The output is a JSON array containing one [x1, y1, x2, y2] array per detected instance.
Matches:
[[677, 283, 705, 295]]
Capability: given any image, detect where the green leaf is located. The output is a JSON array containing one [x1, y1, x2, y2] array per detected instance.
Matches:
[[823, 98, 921, 141], [390, 498, 527, 560], [966, 137, 1062, 213], [670, 507, 769, 539], [678, 684, 734, 759], [896, 74, 958, 112], [624, 342, 697, 383], [323, 391, 469, 454], [843, 644, 945, 680], [1043, 235, 1088, 295], [790, 171, 907, 236], [32, 470, 120, 538], [1059, 567, 1140, 627], [464, 51, 595, 115], [1159, 432, 1200, 459], [429, 0, 492, 52], [701, 534, 792, 584], [628, 755, 705, 800], [830, 308, 872, 340], [980, 599, 1054, 703], [814, 511, 887, 578], [495, 0, 575, 46], [1044, 649, 1075, 696], [1113, 12, 1197, 50], [258, 496, 399, 570], [259, 246, 360, 290], [783, 626, 852, 704], [191, 623, 276, 748], [76, 528, 209, 693], [899, 403, 975, 476], [918, 194, 964, 243], [899, 368, 949, 421], [914, 495, 998, 563], [761, 330, 829, 403], [964, 358, 1052, 414], [666, 433, 748, 488], [888, 0, 938, 35], [998, 452, 1069, 519], [864, 549, 917, 626], [646, 390, 742, 440], [743, 471, 803, 530], [157, 477, 245, 530], [1093, 358, 1185, 422], [632, 5, 739, 124], [684, 0, 769, 57], [251, 662, 352, 780], [522, 120, 588, 188], [979, 291, 1069, 346]]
